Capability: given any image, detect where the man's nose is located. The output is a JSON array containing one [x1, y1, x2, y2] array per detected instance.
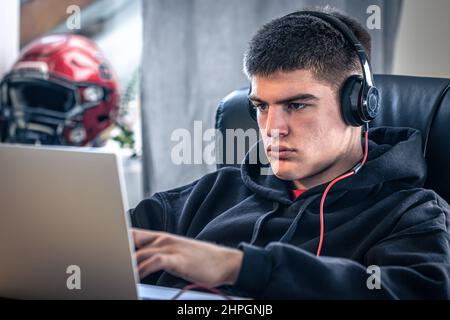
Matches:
[[265, 106, 288, 138]]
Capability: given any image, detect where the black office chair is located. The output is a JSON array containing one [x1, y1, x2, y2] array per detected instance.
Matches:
[[215, 75, 450, 203]]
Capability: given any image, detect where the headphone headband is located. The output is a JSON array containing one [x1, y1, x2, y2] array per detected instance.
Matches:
[[284, 11, 375, 87]]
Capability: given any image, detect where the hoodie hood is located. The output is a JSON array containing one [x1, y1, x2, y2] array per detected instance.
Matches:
[[241, 126, 427, 205]]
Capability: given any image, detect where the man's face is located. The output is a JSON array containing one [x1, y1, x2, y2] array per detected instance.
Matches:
[[249, 69, 356, 184]]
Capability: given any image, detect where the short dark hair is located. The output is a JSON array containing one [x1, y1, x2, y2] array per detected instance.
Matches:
[[243, 7, 372, 90]]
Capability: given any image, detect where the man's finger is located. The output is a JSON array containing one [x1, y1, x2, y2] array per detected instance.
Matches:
[[134, 246, 172, 264], [131, 228, 161, 249], [138, 253, 170, 279]]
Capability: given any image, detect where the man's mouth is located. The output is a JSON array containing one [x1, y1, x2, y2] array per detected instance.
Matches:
[[267, 145, 296, 159]]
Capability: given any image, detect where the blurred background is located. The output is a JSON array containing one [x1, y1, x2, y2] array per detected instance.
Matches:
[[1, 0, 449, 207], [0, 0, 143, 208]]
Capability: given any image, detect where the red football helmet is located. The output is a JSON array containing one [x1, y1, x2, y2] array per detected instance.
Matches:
[[0, 34, 119, 146]]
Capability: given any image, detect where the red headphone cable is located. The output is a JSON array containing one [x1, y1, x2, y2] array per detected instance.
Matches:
[[316, 125, 369, 256], [171, 283, 232, 300]]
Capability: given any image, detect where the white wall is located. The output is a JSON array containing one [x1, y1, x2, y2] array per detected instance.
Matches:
[[0, 0, 20, 77], [393, 0, 450, 78]]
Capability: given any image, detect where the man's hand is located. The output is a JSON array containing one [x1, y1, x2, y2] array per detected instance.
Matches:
[[132, 228, 243, 287]]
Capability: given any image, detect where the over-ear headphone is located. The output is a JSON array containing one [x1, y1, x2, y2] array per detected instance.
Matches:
[[248, 11, 380, 127]]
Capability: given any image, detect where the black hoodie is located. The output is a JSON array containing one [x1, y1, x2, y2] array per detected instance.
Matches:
[[130, 126, 450, 299]]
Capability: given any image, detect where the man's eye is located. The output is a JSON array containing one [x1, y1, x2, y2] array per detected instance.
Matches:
[[251, 102, 268, 112], [287, 103, 306, 111]]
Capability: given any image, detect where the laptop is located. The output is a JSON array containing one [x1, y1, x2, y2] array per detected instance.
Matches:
[[0, 144, 235, 300]]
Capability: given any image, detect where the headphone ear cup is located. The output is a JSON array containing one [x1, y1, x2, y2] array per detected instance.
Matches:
[[340, 75, 364, 127]]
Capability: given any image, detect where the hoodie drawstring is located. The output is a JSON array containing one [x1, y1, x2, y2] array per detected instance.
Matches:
[[250, 201, 280, 245], [279, 194, 321, 243]]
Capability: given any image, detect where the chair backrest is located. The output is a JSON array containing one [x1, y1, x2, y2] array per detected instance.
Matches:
[[215, 75, 450, 203]]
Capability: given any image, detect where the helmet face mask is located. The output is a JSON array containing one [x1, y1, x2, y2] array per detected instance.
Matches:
[[0, 34, 119, 147], [8, 79, 76, 113]]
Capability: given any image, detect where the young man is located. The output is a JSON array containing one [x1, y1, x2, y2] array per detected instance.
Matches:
[[130, 9, 450, 299]]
